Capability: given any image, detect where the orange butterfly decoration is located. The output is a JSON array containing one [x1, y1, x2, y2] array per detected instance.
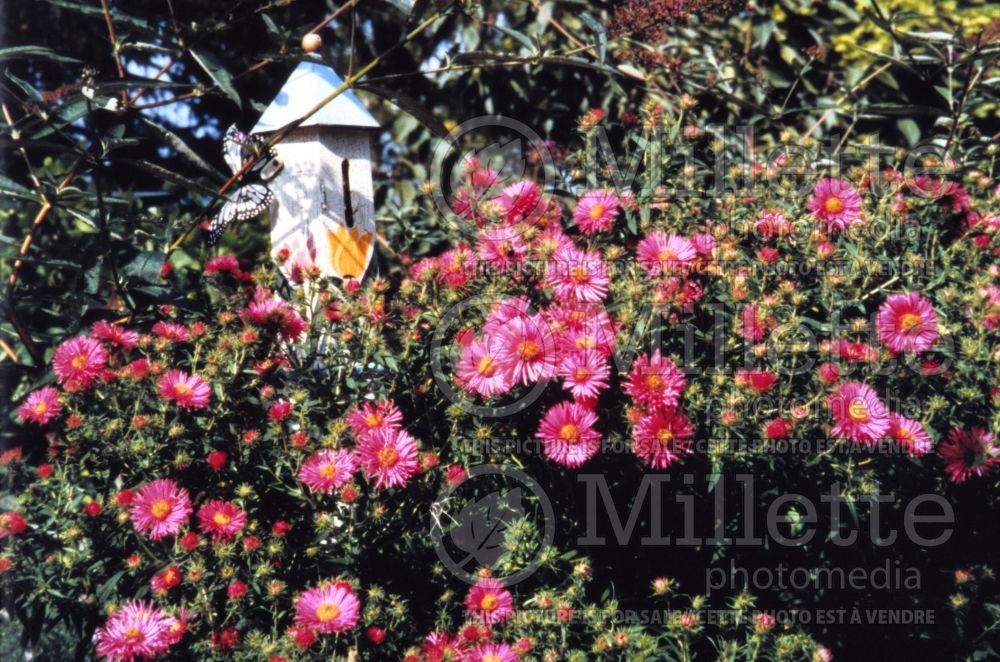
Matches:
[[326, 224, 373, 279]]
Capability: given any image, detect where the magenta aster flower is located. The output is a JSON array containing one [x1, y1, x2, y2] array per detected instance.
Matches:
[[95, 600, 177, 661], [636, 231, 696, 277], [241, 288, 308, 341], [939, 427, 1000, 483], [294, 582, 361, 634], [545, 245, 609, 303], [573, 189, 619, 234], [345, 400, 404, 439], [476, 226, 527, 272], [357, 426, 420, 489], [91, 320, 139, 349], [467, 642, 520, 662], [558, 350, 610, 400], [130, 479, 192, 541], [827, 382, 890, 444], [535, 401, 601, 468], [494, 316, 558, 385], [633, 408, 695, 469], [151, 321, 190, 342], [886, 413, 932, 456], [196, 500, 246, 542], [298, 449, 358, 494], [157, 370, 211, 409], [420, 631, 469, 660], [493, 180, 541, 224], [52, 336, 107, 391], [464, 577, 515, 624], [623, 351, 686, 409], [456, 337, 514, 397], [18, 387, 61, 425], [739, 304, 768, 341], [807, 178, 862, 230], [876, 292, 938, 353]]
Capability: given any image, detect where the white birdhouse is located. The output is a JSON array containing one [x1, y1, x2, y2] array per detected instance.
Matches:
[[251, 60, 380, 282]]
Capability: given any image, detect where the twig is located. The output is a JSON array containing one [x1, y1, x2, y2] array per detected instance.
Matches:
[[99, 0, 129, 106]]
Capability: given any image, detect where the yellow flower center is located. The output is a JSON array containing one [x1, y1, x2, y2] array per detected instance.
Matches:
[[588, 203, 606, 220], [316, 602, 341, 622], [518, 341, 540, 360], [897, 426, 915, 444], [899, 313, 921, 331], [496, 241, 513, 257], [483, 656, 502, 662], [644, 374, 664, 390], [657, 249, 677, 263], [319, 463, 337, 480], [174, 383, 192, 397], [657, 428, 675, 444], [123, 627, 144, 644], [365, 413, 383, 427], [213, 511, 232, 527], [377, 447, 399, 468], [32, 401, 48, 415], [847, 400, 870, 423], [477, 355, 496, 376], [71, 355, 88, 370], [824, 196, 845, 214], [149, 499, 172, 520], [559, 423, 580, 444], [569, 265, 589, 284], [574, 367, 590, 381], [575, 336, 596, 350], [480, 594, 500, 611]]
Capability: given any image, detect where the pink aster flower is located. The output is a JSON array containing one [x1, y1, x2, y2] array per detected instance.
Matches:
[[558, 350, 610, 400], [151, 321, 190, 342], [494, 316, 558, 385], [357, 426, 420, 489], [827, 382, 890, 444], [939, 427, 1000, 484], [573, 189, 619, 234], [241, 288, 308, 341], [345, 400, 404, 439], [483, 297, 533, 337], [535, 401, 601, 468], [623, 351, 686, 409], [420, 632, 469, 660], [636, 231, 696, 277], [196, 500, 246, 542], [465, 577, 515, 624], [130, 479, 193, 541], [807, 178, 863, 231], [294, 582, 361, 634], [91, 320, 139, 349], [18, 387, 61, 425], [467, 642, 520, 662], [886, 413, 932, 456], [96, 600, 176, 661], [477, 226, 528, 273], [456, 338, 515, 397], [739, 305, 768, 341], [299, 449, 358, 494], [633, 408, 695, 469], [204, 254, 242, 277], [52, 336, 107, 391], [157, 370, 211, 409], [494, 180, 541, 224], [876, 292, 939, 353], [545, 245, 609, 303]]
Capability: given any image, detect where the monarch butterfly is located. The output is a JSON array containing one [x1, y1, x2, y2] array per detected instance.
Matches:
[[207, 125, 283, 245]]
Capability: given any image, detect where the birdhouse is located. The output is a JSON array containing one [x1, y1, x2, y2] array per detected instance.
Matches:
[[251, 60, 380, 282]]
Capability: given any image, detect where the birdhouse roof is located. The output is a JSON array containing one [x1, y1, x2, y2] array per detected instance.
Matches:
[[251, 60, 379, 134]]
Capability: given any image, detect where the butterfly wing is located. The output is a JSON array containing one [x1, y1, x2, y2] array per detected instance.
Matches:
[[223, 125, 247, 175], [207, 184, 274, 245]]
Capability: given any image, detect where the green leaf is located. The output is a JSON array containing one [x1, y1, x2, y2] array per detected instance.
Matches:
[[116, 158, 221, 197], [0, 45, 82, 63], [897, 118, 921, 147], [124, 251, 166, 284], [140, 117, 227, 182], [190, 48, 241, 108]]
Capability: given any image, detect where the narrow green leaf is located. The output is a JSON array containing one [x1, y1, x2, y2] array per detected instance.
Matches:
[[0, 45, 81, 63], [190, 49, 241, 108]]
